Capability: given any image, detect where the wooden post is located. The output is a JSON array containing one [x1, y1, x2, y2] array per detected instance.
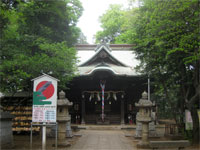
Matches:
[[121, 99, 125, 125], [81, 98, 85, 124]]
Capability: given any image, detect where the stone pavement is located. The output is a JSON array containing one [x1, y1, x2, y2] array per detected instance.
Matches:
[[11, 127, 199, 150], [69, 129, 136, 150]]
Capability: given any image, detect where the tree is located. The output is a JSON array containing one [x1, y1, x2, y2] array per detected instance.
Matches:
[[0, 0, 83, 93], [95, 3, 139, 44], [131, 0, 199, 143], [95, 4, 125, 44], [94, 0, 199, 143], [77, 31, 88, 44], [114, 7, 139, 44]]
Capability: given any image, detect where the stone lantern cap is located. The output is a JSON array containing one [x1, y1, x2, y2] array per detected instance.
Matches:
[[135, 91, 154, 107], [57, 91, 73, 106]]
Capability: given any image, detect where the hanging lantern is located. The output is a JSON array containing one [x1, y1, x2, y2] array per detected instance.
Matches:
[[107, 92, 110, 100], [82, 94, 85, 98], [113, 92, 117, 101], [97, 92, 101, 101], [89, 93, 94, 101]]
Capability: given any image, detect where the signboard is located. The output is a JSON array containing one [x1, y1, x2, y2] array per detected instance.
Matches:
[[185, 110, 193, 130], [32, 74, 59, 123]]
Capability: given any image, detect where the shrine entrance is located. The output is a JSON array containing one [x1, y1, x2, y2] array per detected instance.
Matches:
[[85, 97, 121, 124], [80, 70, 125, 124], [65, 44, 147, 125], [66, 69, 147, 125]]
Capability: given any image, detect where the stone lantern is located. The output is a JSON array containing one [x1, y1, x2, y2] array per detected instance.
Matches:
[[57, 90, 73, 147], [135, 91, 154, 148]]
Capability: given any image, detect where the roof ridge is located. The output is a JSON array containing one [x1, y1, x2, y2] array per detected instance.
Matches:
[[78, 45, 128, 67]]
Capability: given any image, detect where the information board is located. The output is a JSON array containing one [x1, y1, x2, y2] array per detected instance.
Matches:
[[32, 74, 58, 123]]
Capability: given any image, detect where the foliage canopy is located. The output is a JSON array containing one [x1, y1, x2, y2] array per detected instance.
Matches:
[[95, 0, 200, 142], [0, 0, 83, 93]]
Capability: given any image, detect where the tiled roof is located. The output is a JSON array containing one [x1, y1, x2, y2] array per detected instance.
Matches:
[[75, 44, 140, 76]]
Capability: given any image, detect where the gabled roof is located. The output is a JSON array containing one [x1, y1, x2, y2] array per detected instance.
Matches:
[[31, 73, 60, 81], [76, 44, 140, 76], [79, 44, 128, 67], [78, 65, 138, 76]]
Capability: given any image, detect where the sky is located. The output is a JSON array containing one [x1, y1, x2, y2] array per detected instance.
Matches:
[[77, 0, 130, 44]]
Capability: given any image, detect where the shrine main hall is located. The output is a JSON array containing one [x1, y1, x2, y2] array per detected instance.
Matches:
[[66, 44, 147, 125]]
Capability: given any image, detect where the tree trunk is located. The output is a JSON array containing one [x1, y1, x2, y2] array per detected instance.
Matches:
[[161, 80, 177, 121], [189, 106, 199, 144], [187, 60, 200, 143]]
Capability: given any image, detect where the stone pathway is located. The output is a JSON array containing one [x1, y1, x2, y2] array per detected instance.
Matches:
[[69, 130, 135, 150]]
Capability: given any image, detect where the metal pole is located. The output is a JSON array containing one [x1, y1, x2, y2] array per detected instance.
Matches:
[[30, 122, 33, 150], [55, 123, 58, 149], [42, 122, 46, 150], [148, 74, 150, 101]]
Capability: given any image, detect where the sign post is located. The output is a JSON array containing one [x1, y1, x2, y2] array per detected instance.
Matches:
[[31, 74, 59, 150], [42, 122, 46, 150]]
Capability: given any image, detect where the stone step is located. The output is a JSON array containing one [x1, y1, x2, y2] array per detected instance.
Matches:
[[88, 125, 121, 130]]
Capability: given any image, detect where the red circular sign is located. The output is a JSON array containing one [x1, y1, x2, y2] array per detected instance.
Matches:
[[36, 81, 54, 99]]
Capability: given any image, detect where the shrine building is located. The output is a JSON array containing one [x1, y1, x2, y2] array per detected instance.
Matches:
[[66, 44, 147, 125]]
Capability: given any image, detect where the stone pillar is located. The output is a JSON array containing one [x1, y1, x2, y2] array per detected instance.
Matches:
[[121, 99, 125, 125], [81, 98, 85, 124], [58, 120, 66, 140], [141, 122, 149, 145]]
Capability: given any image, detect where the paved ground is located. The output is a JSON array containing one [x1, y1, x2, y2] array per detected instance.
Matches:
[[69, 130, 135, 150], [12, 129, 137, 150], [11, 127, 199, 150]]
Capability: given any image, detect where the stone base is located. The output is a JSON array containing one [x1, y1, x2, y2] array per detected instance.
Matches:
[[96, 120, 110, 125], [135, 122, 159, 138], [137, 142, 150, 149], [66, 121, 73, 138], [53, 141, 71, 147], [66, 133, 73, 138]]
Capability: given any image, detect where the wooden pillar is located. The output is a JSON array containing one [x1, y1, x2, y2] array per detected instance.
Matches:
[[81, 98, 85, 124], [121, 99, 125, 125]]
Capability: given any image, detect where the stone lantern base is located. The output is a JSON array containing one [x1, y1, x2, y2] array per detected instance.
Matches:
[[135, 91, 155, 149], [57, 141, 71, 147], [136, 122, 151, 149], [135, 121, 158, 138], [56, 120, 71, 147], [57, 118, 71, 147], [137, 142, 150, 149], [56, 91, 73, 148]]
